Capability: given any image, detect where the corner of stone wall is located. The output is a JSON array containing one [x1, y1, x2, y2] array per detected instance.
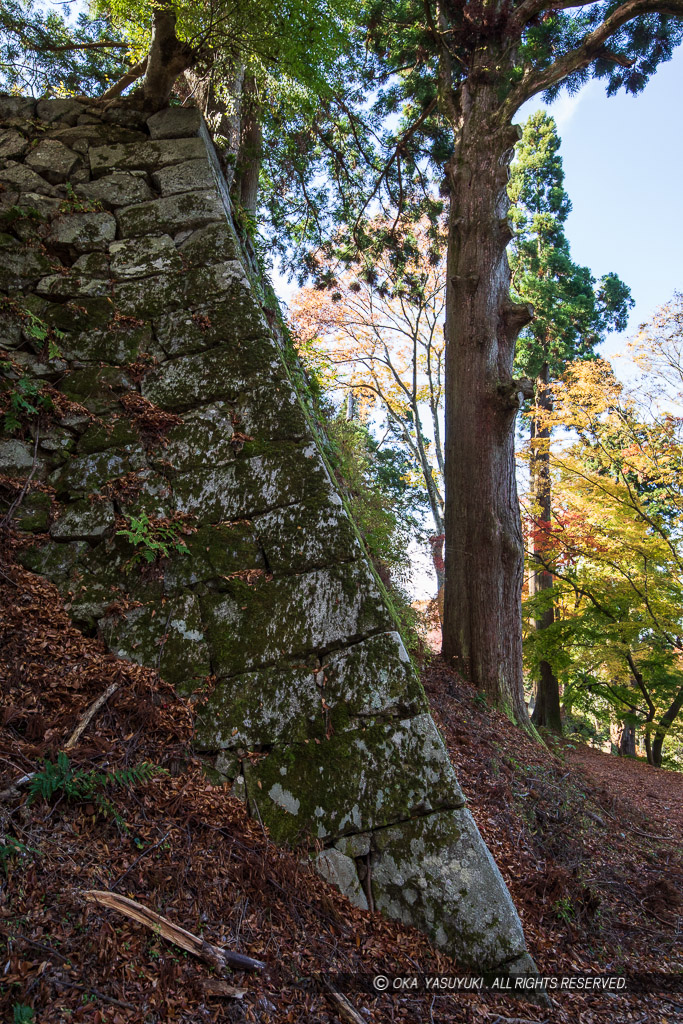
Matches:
[[0, 94, 534, 973]]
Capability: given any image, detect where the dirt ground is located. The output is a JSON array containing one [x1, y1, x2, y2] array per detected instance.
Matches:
[[1, 552, 682, 1023]]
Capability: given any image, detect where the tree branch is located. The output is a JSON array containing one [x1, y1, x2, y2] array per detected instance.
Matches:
[[508, 0, 683, 109], [42, 40, 129, 52], [101, 57, 148, 99]]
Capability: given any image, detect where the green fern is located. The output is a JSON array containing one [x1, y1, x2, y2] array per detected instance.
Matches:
[[116, 511, 189, 569], [27, 753, 167, 819], [13, 1005, 34, 1024]]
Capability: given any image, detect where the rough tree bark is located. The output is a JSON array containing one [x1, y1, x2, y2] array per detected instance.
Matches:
[[441, 64, 533, 726], [233, 73, 263, 215], [651, 685, 683, 768], [528, 363, 562, 733], [142, 5, 195, 111], [618, 722, 636, 757]]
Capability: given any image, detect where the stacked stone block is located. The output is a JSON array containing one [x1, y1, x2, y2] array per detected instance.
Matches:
[[0, 94, 532, 972]]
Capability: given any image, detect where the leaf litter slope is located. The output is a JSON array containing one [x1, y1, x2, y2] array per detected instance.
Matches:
[[0, 535, 680, 1023]]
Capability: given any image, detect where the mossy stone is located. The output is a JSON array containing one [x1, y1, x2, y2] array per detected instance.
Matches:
[[51, 445, 146, 496], [17, 539, 87, 583], [89, 137, 206, 176], [194, 661, 321, 751], [371, 808, 527, 970], [46, 211, 116, 252], [163, 522, 264, 591], [156, 403, 234, 473], [320, 633, 428, 719], [36, 272, 110, 300], [142, 342, 284, 412], [231, 384, 308, 442], [152, 159, 215, 196], [254, 501, 360, 573], [109, 234, 183, 279], [172, 445, 332, 524], [50, 498, 115, 541], [179, 222, 238, 265], [43, 297, 114, 333], [58, 364, 132, 415], [15, 489, 52, 532], [243, 714, 463, 845], [62, 322, 153, 365], [1, 235, 53, 286], [99, 590, 211, 693], [76, 172, 154, 210], [113, 272, 188, 319], [77, 417, 139, 454], [201, 561, 393, 678], [154, 292, 266, 357], [116, 188, 224, 237]]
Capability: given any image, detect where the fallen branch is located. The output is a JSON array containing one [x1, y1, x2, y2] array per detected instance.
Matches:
[[64, 680, 119, 750], [203, 979, 247, 999], [632, 826, 676, 842], [321, 978, 367, 1024], [83, 890, 266, 973]]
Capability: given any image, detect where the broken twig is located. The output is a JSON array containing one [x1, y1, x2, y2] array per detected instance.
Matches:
[[83, 890, 266, 973], [64, 680, 119, 750], [322, 978, 367, 1024]]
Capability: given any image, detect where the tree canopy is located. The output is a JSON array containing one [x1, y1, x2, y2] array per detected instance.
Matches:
[[523, 319, 683, 766]]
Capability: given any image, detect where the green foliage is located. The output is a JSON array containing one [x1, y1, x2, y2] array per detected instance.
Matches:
[[12, 1005, 34, 1024], [116, 512, 190, 567], [0, 360, 53, 434], [0, 0, 130, 96], [510, 111, 632, 389], [325, 413, 426, 585], [100, 0, 360, 91], [28, 750, 167, 821], [523, 353, 683, 767], [553, 895, 575, 925], [59, 182, 102, 216], [0, 836, 30, 876]]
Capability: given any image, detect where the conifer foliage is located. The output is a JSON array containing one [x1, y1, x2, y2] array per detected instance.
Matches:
[[509, 110, 632, 732]]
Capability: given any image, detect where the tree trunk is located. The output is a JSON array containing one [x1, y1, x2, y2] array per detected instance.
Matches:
[[650, 684, 683, 768], [441, 77, 531, 728], [618, 722, 636, 757], [529, 365, 562, 734], [234, 73, 262, 216], [142, 5, 195, 112]]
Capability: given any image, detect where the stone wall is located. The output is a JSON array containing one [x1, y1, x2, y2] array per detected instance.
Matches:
[[0, 94, 533, 972]]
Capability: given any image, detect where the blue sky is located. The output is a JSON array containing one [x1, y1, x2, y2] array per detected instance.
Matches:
[[520, 47, 683, 377]]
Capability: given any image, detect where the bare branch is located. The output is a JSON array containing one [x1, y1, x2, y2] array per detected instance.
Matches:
[[101, 57, 148, 99]]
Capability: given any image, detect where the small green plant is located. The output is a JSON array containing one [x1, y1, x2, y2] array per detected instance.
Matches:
[[0, 837, 30, 876], [473, 690, 489, 710], [117, 512, 190, 567], [27, 751, 167, 822], [0, 203, 43, 227], [13, 1005, 34, 1023], [0, 361, 54, 434], [553, 895, 575, 924], [59, 182, 102, 214], [1, 297, 65, 357]]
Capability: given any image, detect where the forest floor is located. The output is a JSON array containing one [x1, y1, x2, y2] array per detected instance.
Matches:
[[1, 548, 682, 1024]]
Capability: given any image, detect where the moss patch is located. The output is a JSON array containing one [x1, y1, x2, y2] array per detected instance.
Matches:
[[201, 561, 392, 677], [243, 713, 464, 845], [194, 660, 321, 751]]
